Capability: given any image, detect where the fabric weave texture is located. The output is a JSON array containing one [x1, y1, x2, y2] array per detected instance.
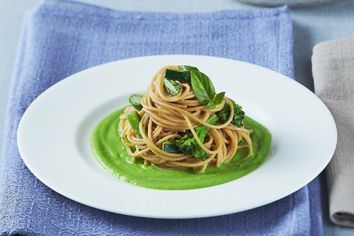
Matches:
[[312, 37, 354, 228]]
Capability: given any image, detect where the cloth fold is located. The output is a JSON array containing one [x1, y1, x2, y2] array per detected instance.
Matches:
[[312, 38, 354, 228], [0, 0, 322, 235]]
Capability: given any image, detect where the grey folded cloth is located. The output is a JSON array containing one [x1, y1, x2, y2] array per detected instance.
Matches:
[[312, 38, 354, 227]]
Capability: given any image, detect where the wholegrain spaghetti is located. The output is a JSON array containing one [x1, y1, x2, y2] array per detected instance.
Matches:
[[119, 66, 253, 173]]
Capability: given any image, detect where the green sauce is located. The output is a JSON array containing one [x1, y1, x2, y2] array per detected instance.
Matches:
[[91, 108, 271, 190]]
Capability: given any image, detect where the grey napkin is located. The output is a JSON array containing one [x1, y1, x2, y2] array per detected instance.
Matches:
[[312, 38, 354, 227]]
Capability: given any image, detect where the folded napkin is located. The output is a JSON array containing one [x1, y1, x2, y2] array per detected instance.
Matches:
[[312, 38, 354, 227], [0, 0, 322, 235]]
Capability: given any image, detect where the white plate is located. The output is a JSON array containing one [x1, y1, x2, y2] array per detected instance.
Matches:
[[17, 55, 337, 219]]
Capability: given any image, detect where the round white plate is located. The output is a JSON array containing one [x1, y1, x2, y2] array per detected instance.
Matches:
[[17, 55, 337, 219]]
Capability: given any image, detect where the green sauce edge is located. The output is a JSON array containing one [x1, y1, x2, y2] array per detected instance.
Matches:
[[90, 108, 272, 190]]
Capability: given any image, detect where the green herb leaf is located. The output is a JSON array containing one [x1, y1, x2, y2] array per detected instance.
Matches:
[[194, 114, 219, 142], [164, 78, 181, 96], [128, 94, 143, 111], [207, 92, 225, 109], [126, 110, 142, 138], [162, 141, 181, 153], [178, 65, 199, 72], [165, 69, 190, 83], [195, 126, 208, 143], [206, 114, 219, 125], [191, 114, 219, 159], [190, 70, 216, 105]]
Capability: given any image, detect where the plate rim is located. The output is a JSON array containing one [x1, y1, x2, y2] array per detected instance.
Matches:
[[17, 54, 337, 219]]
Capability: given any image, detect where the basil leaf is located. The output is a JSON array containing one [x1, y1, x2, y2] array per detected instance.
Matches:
[[128, 94, 143, 111], [207, 92, 225, 109], [178, 65, 199, 72], [192, 114, 219, 159], [190, 70, 216, 105], [164, 78, 181, 96], [206, 114, 219, 125], [165, 69, 190, 83]]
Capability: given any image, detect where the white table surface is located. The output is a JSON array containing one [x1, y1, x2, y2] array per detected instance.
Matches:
[[1, 0, 354, 235]]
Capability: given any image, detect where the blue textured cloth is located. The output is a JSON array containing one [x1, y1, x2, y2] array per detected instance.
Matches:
[[0, 0, 322, 235]]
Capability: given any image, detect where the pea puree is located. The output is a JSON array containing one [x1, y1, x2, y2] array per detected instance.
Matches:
[[91, 108, 271, 190]]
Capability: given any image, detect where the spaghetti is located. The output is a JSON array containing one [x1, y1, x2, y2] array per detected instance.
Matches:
[[119, 66, 253, 173]]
